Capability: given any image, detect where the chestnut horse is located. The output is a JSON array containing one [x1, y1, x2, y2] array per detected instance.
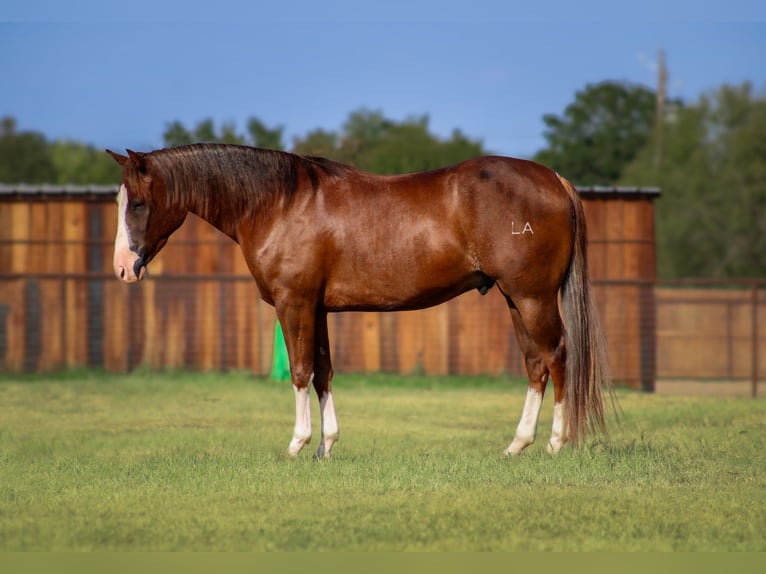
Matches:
[[107, 143, 610, 458]]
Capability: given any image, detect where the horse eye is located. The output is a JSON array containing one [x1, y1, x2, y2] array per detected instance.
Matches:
[[131, 200, 146, 211]]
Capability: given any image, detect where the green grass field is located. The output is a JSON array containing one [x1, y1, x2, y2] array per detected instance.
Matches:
[[0, 371, 763, 551]]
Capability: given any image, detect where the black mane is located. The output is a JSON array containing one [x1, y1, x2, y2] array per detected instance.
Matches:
[[145, 143, 353, 219]]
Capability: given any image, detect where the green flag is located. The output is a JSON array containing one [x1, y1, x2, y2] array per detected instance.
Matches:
[[270, 321, 291, 382]]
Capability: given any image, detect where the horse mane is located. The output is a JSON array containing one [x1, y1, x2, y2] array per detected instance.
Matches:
[[143, 143, 353, 219]]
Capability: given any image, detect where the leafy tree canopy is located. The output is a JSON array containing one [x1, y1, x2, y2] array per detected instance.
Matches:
[[0, 116, 56, 183], [49, 140, 120, 185], [0, 116, 118, 184], [533, 81, 660, 185], [620, 82, 766, 278], [292, 108, 486, 174], [163, 117, 285, 150]]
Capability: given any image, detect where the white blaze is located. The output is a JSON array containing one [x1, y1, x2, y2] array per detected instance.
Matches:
[[113, 184, 142, 283]]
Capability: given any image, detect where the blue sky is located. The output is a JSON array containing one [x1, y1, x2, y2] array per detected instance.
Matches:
[[2, 1, 765, 159]]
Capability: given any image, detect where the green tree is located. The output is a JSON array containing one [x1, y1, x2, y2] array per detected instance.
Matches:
[[292, 108, 486, 173], [163, 117, 282, 149], [218, 121, 246, 145], [291, 128, 339, 158], [163, 120, 194, 147], [621, 83, 766, 278], [193, 119, 218, 143], [50, 140, 120, 184], [0, 116, 56, 183], [247, 118, 285, 150], [534, 81, 659, 185]]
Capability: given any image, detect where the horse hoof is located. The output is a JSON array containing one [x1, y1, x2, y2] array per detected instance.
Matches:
[[313, 447, 332, 461], [504, 437, 532, 456], [546, 441, 565, 454]]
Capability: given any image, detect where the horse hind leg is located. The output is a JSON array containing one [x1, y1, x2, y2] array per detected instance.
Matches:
[[506, 350, 549, 455], [504, 297, 567, 455]]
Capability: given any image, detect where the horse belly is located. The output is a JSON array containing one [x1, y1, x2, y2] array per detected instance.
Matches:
[[323, 253, 485, 312]]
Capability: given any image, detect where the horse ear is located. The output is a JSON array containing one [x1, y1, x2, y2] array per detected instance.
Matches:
[[106, 149, 128, 166], [126, 149, 148, 175]]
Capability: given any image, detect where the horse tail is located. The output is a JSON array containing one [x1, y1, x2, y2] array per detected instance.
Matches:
[[556, 173, 613, 444]]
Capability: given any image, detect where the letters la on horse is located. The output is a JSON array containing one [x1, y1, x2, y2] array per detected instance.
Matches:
[[108, 143, 610, 458], [512, 221, 534, 235]]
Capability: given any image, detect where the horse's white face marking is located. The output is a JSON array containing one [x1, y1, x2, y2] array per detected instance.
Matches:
[[113, 184, 142, 283], [505, 387, 544, 455]]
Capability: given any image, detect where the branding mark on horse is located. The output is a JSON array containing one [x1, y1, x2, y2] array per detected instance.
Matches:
[[511, 221, 534, 235]]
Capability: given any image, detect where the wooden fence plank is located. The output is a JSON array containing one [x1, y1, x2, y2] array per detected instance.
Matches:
[[46, 202, 65, 273], [0, 279, 25, 371], [38, 278, 64, 371], [361, 312, 381, 372], [421, 305, 448, 375], [395, 311, 424, 374], [9, 203, 30, 273], [103, 281, 129, 372]]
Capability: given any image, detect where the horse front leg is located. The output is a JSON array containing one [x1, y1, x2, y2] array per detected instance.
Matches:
[[289, 381, 312, 457], [277, 302, 317, 458], [313, 311, 339, 459]]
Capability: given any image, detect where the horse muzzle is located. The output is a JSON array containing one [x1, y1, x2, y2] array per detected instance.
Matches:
[[133, 256, 148, 282], [114, 249, 147, 283]]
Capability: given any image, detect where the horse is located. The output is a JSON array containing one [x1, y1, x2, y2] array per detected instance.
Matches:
[[106, 143, 610, 458]]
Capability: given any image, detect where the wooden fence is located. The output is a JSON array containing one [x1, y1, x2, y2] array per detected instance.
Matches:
[[1, 183, 660, 389], [656, 279, 765, 397]]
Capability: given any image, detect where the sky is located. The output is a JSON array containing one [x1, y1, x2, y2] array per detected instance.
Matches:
[[2, 1, 765, 160]]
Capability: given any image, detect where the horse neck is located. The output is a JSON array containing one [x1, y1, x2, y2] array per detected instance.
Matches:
[[185, 185, 245, 241], [155, 145, 315, 242], [162, 167, 249, 241]]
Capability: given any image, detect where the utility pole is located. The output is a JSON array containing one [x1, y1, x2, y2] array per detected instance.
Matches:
[[654, 49, 667, 170]]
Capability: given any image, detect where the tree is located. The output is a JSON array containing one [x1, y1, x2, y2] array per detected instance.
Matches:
[[163, 117, 283, 149], [247, 118, 285, 150], [291, 128, 339, 158], [0, 116, 56, 183], [163, 120, 194, 147], [291, 108, 487, 173], [50, 140, 120, 184], [534, 81, 658, 185], [621, 83, 766, 278]]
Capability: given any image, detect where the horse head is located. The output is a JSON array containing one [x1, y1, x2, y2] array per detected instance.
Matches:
[[107, 149, 187, 283]]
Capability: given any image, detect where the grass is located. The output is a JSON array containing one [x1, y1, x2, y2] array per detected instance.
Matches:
[[0, 370, 764, 551]]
